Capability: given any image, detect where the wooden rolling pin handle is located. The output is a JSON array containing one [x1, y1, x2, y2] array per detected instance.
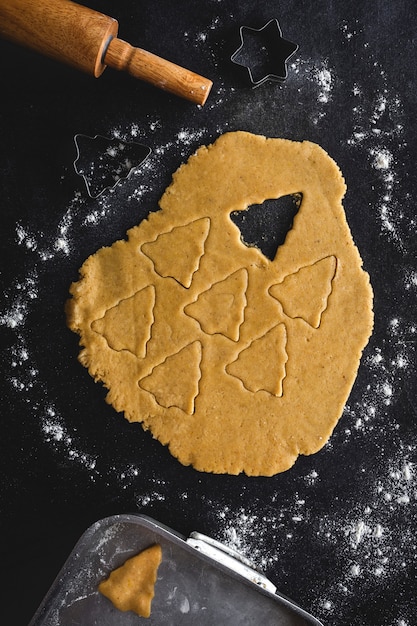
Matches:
[[104, 38, 212, 106]]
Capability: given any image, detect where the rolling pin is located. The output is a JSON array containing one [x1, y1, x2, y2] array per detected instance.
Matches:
[[0, 0, 213, 105]]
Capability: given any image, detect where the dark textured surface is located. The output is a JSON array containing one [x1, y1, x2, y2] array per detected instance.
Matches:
[[0, 1, 416, 624]]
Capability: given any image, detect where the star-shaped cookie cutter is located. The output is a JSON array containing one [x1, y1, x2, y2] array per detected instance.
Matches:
[[73, 134, 151, 198], [231, 19, 298, 87]]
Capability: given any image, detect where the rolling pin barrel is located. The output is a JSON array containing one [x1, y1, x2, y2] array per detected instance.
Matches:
[[0, 0, 212, 104], [0, 0, 117, 77]]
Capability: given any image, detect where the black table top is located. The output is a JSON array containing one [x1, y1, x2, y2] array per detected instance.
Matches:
[[1, 1, 416, 624]]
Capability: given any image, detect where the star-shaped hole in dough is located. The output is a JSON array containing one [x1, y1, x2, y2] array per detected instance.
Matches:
[[231, 19, 298, 86]]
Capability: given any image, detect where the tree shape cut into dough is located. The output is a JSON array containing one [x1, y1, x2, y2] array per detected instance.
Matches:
[[226, 323, 288, 396], [141, 218, 210, 287], [91, 285, 155, 357], [98, 544, 162, 618], [184, 268, 248, 341], [269, 256, 337, 328], [139, 341, 202, 414]]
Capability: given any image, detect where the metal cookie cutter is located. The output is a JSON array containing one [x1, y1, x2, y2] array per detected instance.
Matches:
[[231, 18, 298, 87], [73, 134, 151, 198]]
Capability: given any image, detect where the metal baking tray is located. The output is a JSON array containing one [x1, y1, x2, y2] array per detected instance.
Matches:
[[29, 513, 323, 625]]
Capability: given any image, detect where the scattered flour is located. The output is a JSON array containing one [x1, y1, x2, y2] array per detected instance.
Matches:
[[42, 406, 98, 473], [310, 439, 416, 620], [199, 429, 416, 625], [344, 38, 407, 250], [290, 24, 408, 252], [136, 491, 166, 507], [0, 271, 38, 329], [289, 58, 334, 124], [14, 193, 86, 261], [315, 66, 333, 104], [176, 127, 207, 146], [340, 314, 414, 448]]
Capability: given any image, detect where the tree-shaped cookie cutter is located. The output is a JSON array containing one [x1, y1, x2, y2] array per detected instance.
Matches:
[[231, 18, 298, 87], [73, 134, 151, 198]]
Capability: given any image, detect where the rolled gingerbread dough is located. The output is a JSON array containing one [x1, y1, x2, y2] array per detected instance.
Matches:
[[66, 131, 373, 476]]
